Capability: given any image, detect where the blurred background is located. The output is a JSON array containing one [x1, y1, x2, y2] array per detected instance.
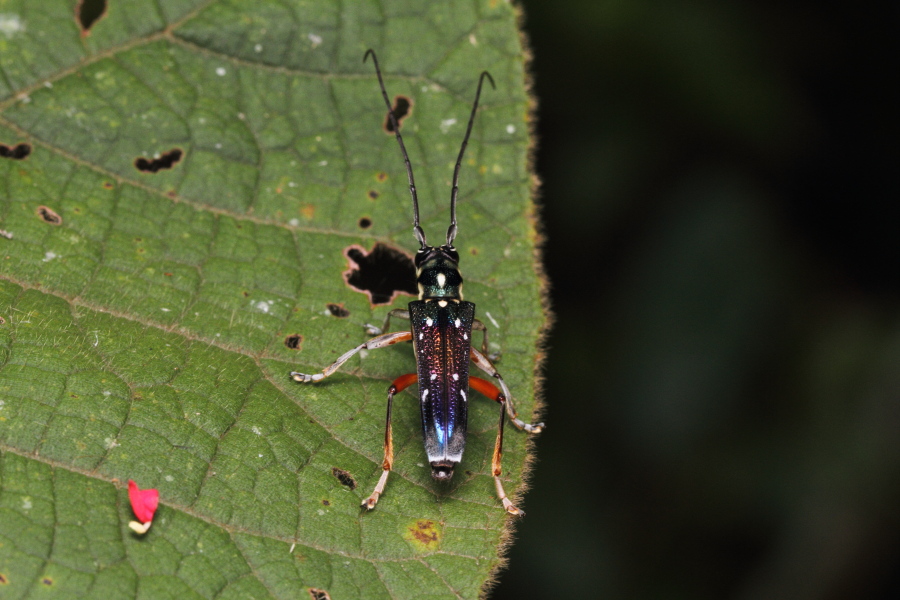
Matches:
[[493, 1, 899, 599]]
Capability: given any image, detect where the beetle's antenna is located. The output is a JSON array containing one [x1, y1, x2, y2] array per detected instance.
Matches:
[[447, 71, 495, 247], [364, 49, 427, 249]]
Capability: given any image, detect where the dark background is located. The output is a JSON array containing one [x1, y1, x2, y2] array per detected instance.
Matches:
[[493, 1, 899, 598]]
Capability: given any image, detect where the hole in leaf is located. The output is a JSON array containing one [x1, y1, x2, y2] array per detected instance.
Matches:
[[134, 149, 183, 173], [36, 206, 62, 225], [0, 316, 6, 324], [331, 467, 357, 490], [284, 334, 303, 350], [76, 0, 107, 32], [322, 499, 330, 506], [343, 243, 416, 305], [0, 143, 31, 160], [367, 190, 379, 200], [326, 303, 350, 318], [358, 217, 372, 229], [383, 95, 412, 133], [309, 589, 331, 600]]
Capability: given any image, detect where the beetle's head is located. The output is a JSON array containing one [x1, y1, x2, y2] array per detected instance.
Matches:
[[416, 245, 463, 300]]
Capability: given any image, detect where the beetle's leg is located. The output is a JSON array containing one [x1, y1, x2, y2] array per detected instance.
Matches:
[[471, 319, 498, 360], [470, 347, 544, 433], [363, 372, 418, 510], [365, 309, 410, 336], [469, 375, 523, 516], [290, 331, 412, 383]]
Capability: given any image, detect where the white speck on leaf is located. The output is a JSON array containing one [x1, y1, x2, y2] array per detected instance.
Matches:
[[288, 218, 299, 226], [0, 400, 5, 410], [251, 426, 262, 435], [254, 300, 272, 313], [215, 67, 226, 76], [44, 81, 52, 88], [254, 44, 263, 52], [160, 308, 171, 312], [308, 33, 322, 48], [317, 509, 325, 516], [42, 251, 57, 262], [485, 311, 500, 328], [469, 34, 478, 46], [0, 14, 25, 38], [359, 349, 369, 359], [318, 160, 328, 166], [103, 437, 119, 449], [440, 118, 457, 134], [21, 497, 32, 510], [165, 475, 174, 482], [506, 124, 516, 134]]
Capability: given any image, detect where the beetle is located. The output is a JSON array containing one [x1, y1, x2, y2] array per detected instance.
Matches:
[[291, 49, 544, 516]]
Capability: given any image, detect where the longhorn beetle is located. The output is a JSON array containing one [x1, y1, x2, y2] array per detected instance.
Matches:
[[291, 50, 544, 516]]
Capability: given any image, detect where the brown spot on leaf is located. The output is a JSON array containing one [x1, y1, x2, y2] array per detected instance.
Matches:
[[0, 143, 31, 160], [134, 148, 183, 173], [322, 499, 330, 506], [284, 334, 303, 350], [376, 172, 388, 183], [0, 573, 8, 584], [326, 303, 350, 318], [301, 204, 316, 220], [403, 519, 442, 552], [36, 206, 62, 225], [367, 190, 379, 200], [331, 467, 356, 489], [42, 577, 53, 586], [102, 181, 114, 189], [308, 589, 331, 600]]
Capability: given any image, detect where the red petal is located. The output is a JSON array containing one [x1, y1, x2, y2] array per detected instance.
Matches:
[[128, 480, 159, 524]]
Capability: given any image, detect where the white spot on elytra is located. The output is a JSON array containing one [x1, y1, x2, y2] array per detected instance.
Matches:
[[437, 273, 446, 288], [422, 389, 429, 400], [463, 333, 468, 340], [438, 300, 448, 307], [452, 373, 459, 381], [506, 124, 516, 134], [430, 373, 437, 381], [215, 67, 226, 76], [425, 317, 433, 326], [419, 333, 424, 340], [308, 33, 322, 48], [485, 311, 500, 328], [440, 118, 457, 134], [454, 318, 461, 328], [0, 14, 25, 38], [460, 390, 467, 401]]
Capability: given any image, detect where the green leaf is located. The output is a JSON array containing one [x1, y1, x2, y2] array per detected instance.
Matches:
[[0, 1, 543, 598]]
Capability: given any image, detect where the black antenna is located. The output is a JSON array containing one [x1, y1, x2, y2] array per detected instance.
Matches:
[[364, 50, 427, 249], [447, 70, 494, 246]]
